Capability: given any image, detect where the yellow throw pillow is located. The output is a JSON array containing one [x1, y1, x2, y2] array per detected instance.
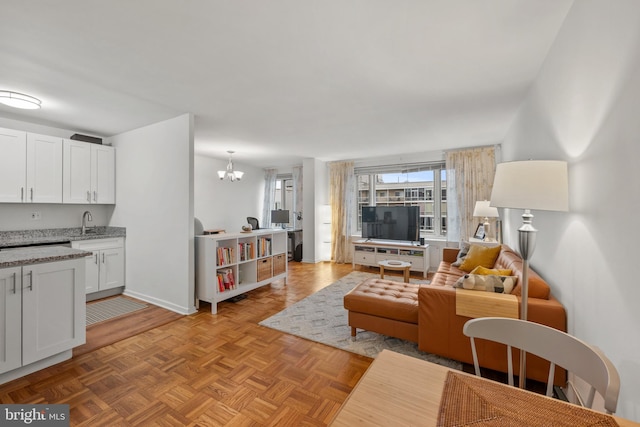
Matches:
[[459, 244, 502, 273], [470, 265, 512, 276]]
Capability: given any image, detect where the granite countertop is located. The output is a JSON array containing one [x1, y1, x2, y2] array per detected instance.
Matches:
[[0, 246, 92, 268], [0, 226, 126, 249]]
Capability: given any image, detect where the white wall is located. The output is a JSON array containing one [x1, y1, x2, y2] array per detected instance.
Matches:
[[301, 158, 330, 263], [0, 118, 114, 231], [502, 1, 640, 419], [194, 155, 265, 234], [108, 114, 196, 315]]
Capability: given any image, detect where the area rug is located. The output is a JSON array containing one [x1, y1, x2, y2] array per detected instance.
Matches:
[[259, 271, 462, 369], [86, 297, 148, 326]]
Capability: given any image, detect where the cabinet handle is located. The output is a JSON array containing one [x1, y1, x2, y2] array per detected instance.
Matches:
[[94, 253, 99, 264], [87, 191, 91, 202], [30, 187, 33, 201], [26, 271, 33, 291], [12, 272, 17, 294], [21, 187, 24, 202], [93, 191, 97, 202], [102, 253, 105, 264]]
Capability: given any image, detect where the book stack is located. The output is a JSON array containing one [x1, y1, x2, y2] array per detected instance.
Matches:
[[258, 237, 272, 257], [238, 242, 255, 261], [216, 246, 234, 265], [216, 268, 236, 292]]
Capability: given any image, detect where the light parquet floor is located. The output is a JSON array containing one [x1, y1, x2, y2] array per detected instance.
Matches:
[[0, 261, 401, 426]]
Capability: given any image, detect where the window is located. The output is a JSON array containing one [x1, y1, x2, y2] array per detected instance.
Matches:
[[273, 175, 293, 223], [355, 162, 448, 237]]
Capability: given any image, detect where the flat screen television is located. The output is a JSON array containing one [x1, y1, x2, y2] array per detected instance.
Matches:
[[361, 206, 420, 243]]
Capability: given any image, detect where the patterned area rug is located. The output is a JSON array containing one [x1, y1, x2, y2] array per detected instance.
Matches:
[[86, 297, 148, 326], [259, 271, 462, 369]]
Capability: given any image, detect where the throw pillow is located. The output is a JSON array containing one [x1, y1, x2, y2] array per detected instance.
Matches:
[[451, 241, 471, 267], [459, 244, 502, 272], [470, 265, 513, 276], [453, 274, 517, 294]]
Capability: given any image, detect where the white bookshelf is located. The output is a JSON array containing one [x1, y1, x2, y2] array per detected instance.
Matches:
[[352, 239, 430, 278], [196, 229, 288, 313]]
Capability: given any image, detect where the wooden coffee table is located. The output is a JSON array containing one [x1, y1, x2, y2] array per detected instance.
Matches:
[[378, 259, 412, 283]]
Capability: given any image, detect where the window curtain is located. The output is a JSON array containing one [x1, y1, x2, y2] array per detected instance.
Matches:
[[329, 161, 355, 263], [446, 146, 496, 243], [262, 168, 278, 228], [292, 165, 303, 230]]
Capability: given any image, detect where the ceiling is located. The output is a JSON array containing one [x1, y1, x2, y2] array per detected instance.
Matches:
[[0, 0, 573, 168]]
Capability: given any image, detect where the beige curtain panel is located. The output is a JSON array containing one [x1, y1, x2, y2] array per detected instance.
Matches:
[[329, 161, 354, 264], [446, 146, 496, 242]]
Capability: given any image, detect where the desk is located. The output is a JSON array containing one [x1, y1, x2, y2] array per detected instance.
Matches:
[[287, 229, 302, 261], [330, 350, 639, 427]]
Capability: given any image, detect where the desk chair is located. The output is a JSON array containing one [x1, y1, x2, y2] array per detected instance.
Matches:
[[463, 317, 620, 414], [246, 217, 259, 230]]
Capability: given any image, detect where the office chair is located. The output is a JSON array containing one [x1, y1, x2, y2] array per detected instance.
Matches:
[[247, 217, 259, 230], [463, 317, 620, 414]]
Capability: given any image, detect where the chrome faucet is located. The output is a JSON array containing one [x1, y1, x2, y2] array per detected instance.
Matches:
[[81, 211, 93, 235]]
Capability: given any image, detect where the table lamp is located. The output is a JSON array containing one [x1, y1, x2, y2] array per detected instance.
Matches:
[[473, 200, 499, 241], [490, 160, 568, 387]]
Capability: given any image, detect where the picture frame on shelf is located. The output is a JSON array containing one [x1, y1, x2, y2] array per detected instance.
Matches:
[[474, 223, 485, 240]]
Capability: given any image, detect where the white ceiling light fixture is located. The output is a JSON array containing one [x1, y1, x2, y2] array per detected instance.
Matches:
[[218, 150, 244, 181], [0, 91, 42, 110]]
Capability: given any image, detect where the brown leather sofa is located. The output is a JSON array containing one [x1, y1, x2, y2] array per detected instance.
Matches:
[[344, 243, 567, 385], [418, 244, 567, 384]]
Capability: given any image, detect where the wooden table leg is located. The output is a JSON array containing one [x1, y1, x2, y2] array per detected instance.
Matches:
[[380, 266, 385, 279], [404, 267, 410, 283]]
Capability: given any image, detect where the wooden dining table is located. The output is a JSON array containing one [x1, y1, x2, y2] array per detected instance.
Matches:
[[330, 349, 640, 427]]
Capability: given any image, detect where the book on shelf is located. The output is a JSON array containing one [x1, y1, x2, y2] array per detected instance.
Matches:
[[216, 273, 225, 292], [238, 241, 256, 261], [258, 237, 272, 257], [217, 268, 236, 291], [216, 246, 234, 265]]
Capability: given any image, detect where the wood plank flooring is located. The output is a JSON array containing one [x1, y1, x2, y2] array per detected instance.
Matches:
[[0, 261, 385, 426]]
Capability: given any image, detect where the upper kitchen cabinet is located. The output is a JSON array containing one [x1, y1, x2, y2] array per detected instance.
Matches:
[[0, 128, 62, 203], [63, 140, 115, 204]]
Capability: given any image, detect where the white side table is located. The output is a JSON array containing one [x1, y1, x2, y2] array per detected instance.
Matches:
[[378, 260, 412, 283]]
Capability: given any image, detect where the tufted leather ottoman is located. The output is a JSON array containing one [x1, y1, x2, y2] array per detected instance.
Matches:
[[343, 278, 420, 343]]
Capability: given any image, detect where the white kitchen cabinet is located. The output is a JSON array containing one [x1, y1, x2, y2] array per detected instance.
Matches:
[[0, 128, 63, 203], [63, 140, 115, 204], [91, 144, 115, 204], [0, 267, 22, 374], [71, 238, 125, 293], [0, 259, 85, 377], [62, 139, 91, 203], [0, 128, 26, 203]]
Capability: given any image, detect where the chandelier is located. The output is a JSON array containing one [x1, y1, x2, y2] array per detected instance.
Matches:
[[218, 150, 244, 181]]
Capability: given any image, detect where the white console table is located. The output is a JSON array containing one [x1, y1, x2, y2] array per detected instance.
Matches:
[[352, 240, 430, 278]]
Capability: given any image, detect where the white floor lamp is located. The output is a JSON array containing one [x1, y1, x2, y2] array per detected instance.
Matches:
[[490, 160, 569, 388]]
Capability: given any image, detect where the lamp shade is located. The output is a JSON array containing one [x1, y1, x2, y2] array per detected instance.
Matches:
[[490, 160, 568, 212], [473, 200, 499, 218]]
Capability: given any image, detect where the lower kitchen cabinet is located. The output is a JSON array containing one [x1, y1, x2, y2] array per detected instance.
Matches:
[[0, 259, 86, 381], [71, 237, 125, 294]]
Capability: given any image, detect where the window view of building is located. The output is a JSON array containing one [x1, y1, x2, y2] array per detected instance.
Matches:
[[356, 165, 447, 237], [274, 176, 293, 222]]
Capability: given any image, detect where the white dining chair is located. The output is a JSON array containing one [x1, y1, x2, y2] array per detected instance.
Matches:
[[463, 317, 620, 414]]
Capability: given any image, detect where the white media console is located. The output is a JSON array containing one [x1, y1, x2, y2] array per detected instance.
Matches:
[[352, 239, 430, 278]]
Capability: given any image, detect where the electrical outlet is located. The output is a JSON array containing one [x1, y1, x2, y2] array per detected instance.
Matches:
[[30, 211, 41, 220]]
